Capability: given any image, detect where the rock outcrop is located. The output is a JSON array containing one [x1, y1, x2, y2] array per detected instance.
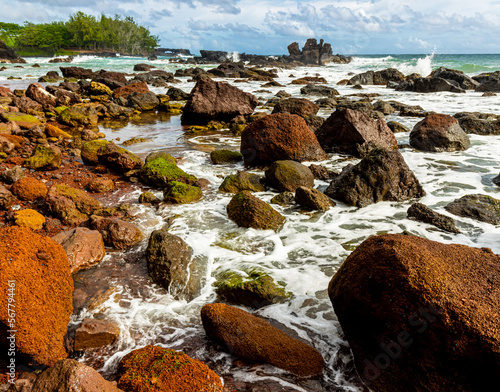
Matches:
[[0, 39, 26, 63]]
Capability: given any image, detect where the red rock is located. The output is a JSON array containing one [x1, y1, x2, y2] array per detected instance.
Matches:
[[181, 78, 258, 125], [316, 108, 398, 157], [51, 227, 106, 273], [91, 217, 143, 249], [74, 318, 120, 351], [0, 86, 13, 97], [117, 345, 223, 392], [11, 176, 48, 201], [113, 82, 149, 99], [272, 97, 319, 117], [240, 113, 327, 166], [31, 359, 123, 392], [87, 177, 115, 193], [0, 227, 73, 366], [25, 82, 57, 111], [329, 234, 500, 392], [201, 303, 324, 378]]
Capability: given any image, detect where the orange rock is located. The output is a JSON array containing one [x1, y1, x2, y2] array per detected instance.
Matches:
[[0, 227, 73, 366], [201, 303, 324, 378], [14, 209, 46, 230], [74, 318, 120, 351], [113, 82, 149, 99], [11, 176, 48, 201], [117, 345, 223, 392]]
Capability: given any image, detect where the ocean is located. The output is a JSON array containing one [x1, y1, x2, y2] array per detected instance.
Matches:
[[2, 53, 500, 390]]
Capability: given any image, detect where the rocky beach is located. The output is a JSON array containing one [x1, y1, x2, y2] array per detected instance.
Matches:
[[1, 38, 500, 392]]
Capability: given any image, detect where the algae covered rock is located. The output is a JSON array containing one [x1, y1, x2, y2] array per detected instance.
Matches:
[[215, 270, 290, 308], [445, 194, 500, 224], [227, 191, 285, 231], [47, 184, 102, 225], [219, 171, 266, 193], [117, 345, 223, 392], [265, 160, 314, 192], [81, 139, 111, 165], [201, 303, 324, 378], [270, 191, 295, 206], [138, 191, 160, 204], [58, 104, 99, 128], [139, 152, 197, 188], [163, 181, 202, 204], [25, 145, 62, 171], [0, 111, 41, 129], [210, 149, 243, 164]]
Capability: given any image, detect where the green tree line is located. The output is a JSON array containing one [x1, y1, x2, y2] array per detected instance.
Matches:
[[0, 12, 159, 55]]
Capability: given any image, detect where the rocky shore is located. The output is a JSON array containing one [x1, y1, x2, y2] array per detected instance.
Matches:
[[0, 47, 500, 392]]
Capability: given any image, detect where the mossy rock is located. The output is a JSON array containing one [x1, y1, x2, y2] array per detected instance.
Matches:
[[219, 171, 266, 193], [47, 184, 102, 225], [25, 145, 62, 171], [163, 181, 202, 204], [139, 192, 160, 204], [45, 124, 72, 139], [81, 140, 111, 165], [139, 153, 197, 188], [270, 191, 296, 206], [227, 191, 285, 231], [230, 123, 246, 136], [445, 194, 500, 224], [58, 105, 98, 128], [14, 209, 45, 230], [215, 270, 290, 308], [210, 149, 243, 164], [0, 112, 41, 129], [90, 81, 113, 96], [54, 106, 68, 114]]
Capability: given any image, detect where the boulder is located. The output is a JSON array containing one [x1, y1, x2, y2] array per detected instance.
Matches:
[[397, 77, 465, 93], [210, 149, 243, 164], [117, 345, 223, 392], [240, 113, 327, 166], [0, 227, 73, 366], [138, 191, 160, 204], [0, 39, 26, 63], [316, 108, 398, 157], [97, 142, 143, 172], [74, 318, 120, 351], [201, 303, 324, 377], [0, 112, 41, 129], [81, 140, 111, 164], [25, 83, 56, 111], [0, 184, 14, 209], [227, 191, 285, 231], [265, 160, 314, 192], [128, 92, 159, 111], [308, 163, 337, 180], [215, 271, 289, 308], [329, 234, 500, 392], [181, 78, 258, 125], [271, 98, 319, 117], [167, 87, 189, 101], [387, 120, 410, 133], [295, 186, 335, 211], [58, 105, 98, 128], [25, 145, 62, 171], [146, 230, 200, 299], [87, 177, 115, 193], [47, 184, 102, 225], [407, 202, 460, 233], [113, 81, 149, 99], [300, 84, 339, 97], [475, 79, 500, 93], [32, 359, 123, 392], [219, 171, 266, 193], [454, 112, 500, 135], [409, 114, 470, 152], [60, 66, 96, 79], [325, 149, 425, 207], [430, 67, 479, 90], [11, 176, 48, 201], [14, 209, 46, 230], [445, 194, 500, 225], [163, 181, 202, 204], [90, 217, 143, 249], [270, 191, 296, 206], [51, 227, 106, 273], [139, 152, 197, 187], [133, 63, 152, 72], [89, 81, 113, 96]]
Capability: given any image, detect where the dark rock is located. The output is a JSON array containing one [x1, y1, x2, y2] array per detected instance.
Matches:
[[128, 91, 159, 111], [325, 149, 425, 207], [271, 98, 319, 117], [387, 120, 410, 133], [454, 112, 500, 135], [316, 108, 398, 157], [304, 114, 326, 133], [409, 114, 470, 152], [219, 171, 266, 193], [300, 84, 339, 97], [270, 191, 295, 206], [133, 63, 152, 72], [0, 39, 26, 63], [348, 69, 405, 85], [139, 152, 197, 187], [265, 160, 314, 192], [295, 186, 335, 211], [240, 113, 327, 166], [91, 217, 143, 249], [60, 66, 96, 79], [167, 87, 189, 101], [227, 191, 285, 231], [445, 194, 500, 225], [163, 181, 202, 204], [181, 78, 258, 125], [397, 77, 465, 93], [138, 191, 160, 204], [48, 55, 74, 63], [430, 67, 479, 90], [329, 234, 500, 392], [210, 149, 243, 164], [97, 142, 143, 172], [201, 303, 325, 377], [308, 163, 337, 180], [74, 318, 120, 351], [407, 202, 460, 233]]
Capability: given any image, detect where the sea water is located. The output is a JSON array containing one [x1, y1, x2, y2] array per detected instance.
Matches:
[[2, 53, 500, 390]]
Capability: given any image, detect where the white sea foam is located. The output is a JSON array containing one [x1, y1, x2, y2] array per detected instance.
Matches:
[[398, 51, 435, 77]]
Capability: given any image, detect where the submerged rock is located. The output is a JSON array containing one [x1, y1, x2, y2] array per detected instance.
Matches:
[[201, 303, 324, 378], [445, 194, 500, 225], [325, 149, 425, 207], [329, 234, 500, 392], [407, 202, 460, 233], [265, 160, 314, 192], [117, 345, 222, 392], [227, 191, 285, 231]]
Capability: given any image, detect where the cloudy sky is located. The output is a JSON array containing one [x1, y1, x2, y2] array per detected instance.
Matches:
[[2, 0, 500, 55]]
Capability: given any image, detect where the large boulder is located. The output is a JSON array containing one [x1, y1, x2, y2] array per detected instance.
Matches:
[[146, 230, 200, 299], [181, 78, 258, 125], [90, 217, 143, 249], [329, 234, 500, 392], [227, 191, 285, 231], [271, 98, 319, 117], [348, 69, 405, 85], [51, 227, 106, 273], [32, 359, 123, 392], [445, 194, 500, 225], [25, 83, 57, 111], [60, 66, 96, 79], [409, 114, 470, 152], [25, 145, 62, 171], [201, 303, 324, 377], [473, 72, 500, 93], [315, 108, 398, 157], [429, 67, 479, 90], [240, 113, 327, 166], [117, 345, 223, 392], [265, 160, 314, 192], [325, 149, 425, 207], [0, 227, 73, 366]]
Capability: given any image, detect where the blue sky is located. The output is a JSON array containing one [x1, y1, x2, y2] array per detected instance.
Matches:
[[2, 0, 500, 55]]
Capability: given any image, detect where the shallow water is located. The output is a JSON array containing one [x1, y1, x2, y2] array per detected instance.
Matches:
[[3, 53, 500, 390]]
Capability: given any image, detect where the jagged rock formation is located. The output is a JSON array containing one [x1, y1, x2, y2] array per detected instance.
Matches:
[[286, 38, 351, 65], [0, 39, 26, 63]]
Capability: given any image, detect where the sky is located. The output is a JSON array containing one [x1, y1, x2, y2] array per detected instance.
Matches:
[[2, 0, 500, 55]]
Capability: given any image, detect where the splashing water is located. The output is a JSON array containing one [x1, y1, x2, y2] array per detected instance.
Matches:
[[399, 50, 436, 77], [231, 51, 240, 62]]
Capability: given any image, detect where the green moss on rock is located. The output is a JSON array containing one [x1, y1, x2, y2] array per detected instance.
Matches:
[[0, 112, 41, 129], [25, 145, 62, 171], [163, 181, 202, 204], [210, 149, 243, 164], [139, 153, 197, 188], [219, 171, 266, 193], [81, 140, 111, 165]]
